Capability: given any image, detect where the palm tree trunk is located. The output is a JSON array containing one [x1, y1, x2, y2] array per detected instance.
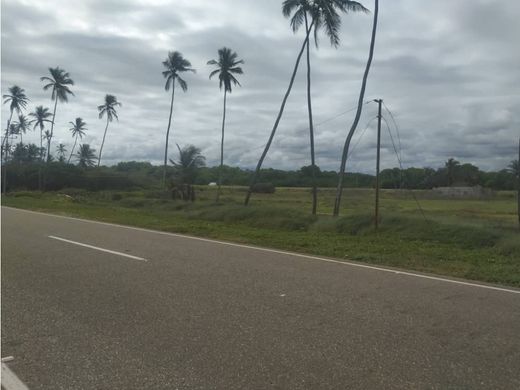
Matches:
[[47, 96, 58, 163], [244, 20, 314, 206], [68, 136, 78, 164], [216, 89, 227, 202], [38, 125, 44, 191], [333, 0, 379, 216], [163, 84, 176, 187], [304, 14, 317, 215], [97, 116, 110, 167], [2, 110, 14, 194]]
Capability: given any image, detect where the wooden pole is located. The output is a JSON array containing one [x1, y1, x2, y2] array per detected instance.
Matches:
[[375, 99, 382, 230]]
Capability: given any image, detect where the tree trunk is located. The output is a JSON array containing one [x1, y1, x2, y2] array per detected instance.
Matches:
[[333, 0, 379, 216], [97, 116, 110, 167], [244, 20, 314, 206], [47, 96, 58, 163], [305, 14, 317, 215], [68, 136, 78, 164], [38, 125, 43, 190], [216, 89, 227, 202], [163, 84, 176, 187], [2, 110, 14, 194]]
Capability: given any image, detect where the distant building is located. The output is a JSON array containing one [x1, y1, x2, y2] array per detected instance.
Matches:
[[433, 185, 494, 199], [208, 182, 217, 186]]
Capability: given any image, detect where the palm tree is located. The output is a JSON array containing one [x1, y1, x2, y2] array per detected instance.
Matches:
[[334, 0, 378, 216], [2, 85, 28, 193], [56, 143, 67, 163], [283, 0, 368, 214], [208, 47, 244, 201], [169, 144, 206, 201], [41, 67, 74, 163], [68, 117, 87, 163], [161, 51, 195, 186], [77, 144, 97, 168], [16, 114, 30, 144], [29, 106, 52, 161], [97, 94, 121, 167]]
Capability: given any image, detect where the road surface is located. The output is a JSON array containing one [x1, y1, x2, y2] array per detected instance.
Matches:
[[1, 206, 519, 389]]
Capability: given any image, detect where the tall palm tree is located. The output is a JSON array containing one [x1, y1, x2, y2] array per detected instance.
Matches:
[[97, 94, 121, 167], [68, 117, 87, 163], [161, 51, 195, 187], [208, 47, 244, 201], [29, 106, 52, 161], [334, 0, 378, 216], [169, 144, 206, 201], [41, 67, 74, 163], [16, 114, 30, 144], [2, 85, 28, 193], [283, 0, 368, 214], [77, 144, 97, 168], [56, 143, 67, 163]]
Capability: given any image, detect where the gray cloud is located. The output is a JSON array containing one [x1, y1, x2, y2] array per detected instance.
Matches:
[[2, 0, 519, 173]]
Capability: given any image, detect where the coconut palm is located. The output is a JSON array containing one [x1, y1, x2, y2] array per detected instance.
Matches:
[[29, 106, 52, 161], [208, 47, 244, 201], [283, 0, 368, 214], [56, 143, 67, 163], [16, 114, 30, 144], [97, 94, 121, 167], [161, 51, 195, 186], [77, 144, 97, 168], [169, 144, 206, 201], [68, 117, 87, 163], [334, 0, 378, 216], [2, 85, 29, 193], [41, 67, 74, 163]]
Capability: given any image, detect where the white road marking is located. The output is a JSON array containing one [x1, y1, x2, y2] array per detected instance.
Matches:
[[4, 207, 520, 295], [1, 363, 29, 390], [48, 235, 148, 262]]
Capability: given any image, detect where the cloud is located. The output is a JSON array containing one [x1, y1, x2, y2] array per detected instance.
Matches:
[[1, 0, 519, 172]]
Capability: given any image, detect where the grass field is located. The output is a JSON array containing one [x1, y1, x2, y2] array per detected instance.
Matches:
[[2, 186, 519, 287]]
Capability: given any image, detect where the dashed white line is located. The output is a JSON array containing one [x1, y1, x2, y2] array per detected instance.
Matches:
[[1, 363, 29, 390], [48, 235, 148, 262]]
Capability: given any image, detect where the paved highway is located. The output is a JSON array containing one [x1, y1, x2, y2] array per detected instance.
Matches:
[[1, 206, 519, 389]]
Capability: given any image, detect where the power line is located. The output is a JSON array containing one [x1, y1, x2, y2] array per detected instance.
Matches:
[[347, 116, 378, 162], [314, 101, 371, 128], [382, 102, 402, 162]]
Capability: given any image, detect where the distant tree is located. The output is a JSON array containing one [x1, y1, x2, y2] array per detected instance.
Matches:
[[15, 114, 30, 144], [68, 117, 87, 163], [283, 0, 368, 214], [169, 144, 206, 201], [56, 143, 67, 163], [41, 67, 74, 162], [208, 47, 244, 201], [77, 144, 97, 168], [334, 0, 379, 216], [507, 159, 519, 178], [161, 51, 195, 187], [97, 94, 121, 167], [445, 158, 460, 186], [29, 105, 52, 162]]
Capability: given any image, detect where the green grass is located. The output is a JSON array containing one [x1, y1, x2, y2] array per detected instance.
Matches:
[[3, 186, 519, 287]]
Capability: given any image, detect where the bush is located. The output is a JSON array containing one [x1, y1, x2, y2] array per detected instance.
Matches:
[[251, 182, 275, 193]]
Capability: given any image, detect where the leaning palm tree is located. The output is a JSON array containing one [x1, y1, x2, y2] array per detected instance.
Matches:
[[76, 144, 97, 168], [161, 51, 195, 187], [41, 67, 74, 163], [169, 144, 206, 201], [283, 0, 368, 214], [68, 117, 87, 163], [16, 114, 30, 144], [208, 47, 244, 201], [333, 0, 378, 216], [97, 94, 121, 167], [56, 143, 67, 163], [29, 105, 52, 161]]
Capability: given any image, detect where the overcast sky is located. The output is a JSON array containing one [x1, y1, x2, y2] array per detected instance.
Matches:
[[2, 0, 519, 173]]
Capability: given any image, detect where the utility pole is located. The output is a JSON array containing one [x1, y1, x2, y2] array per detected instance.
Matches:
[[374, 99, 383, 230]]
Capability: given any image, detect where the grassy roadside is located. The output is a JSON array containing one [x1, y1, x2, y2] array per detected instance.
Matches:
[[2, 188, 519, 287]]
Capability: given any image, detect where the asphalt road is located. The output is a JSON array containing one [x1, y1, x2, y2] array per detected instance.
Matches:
[[1, 206, 520, 390]]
